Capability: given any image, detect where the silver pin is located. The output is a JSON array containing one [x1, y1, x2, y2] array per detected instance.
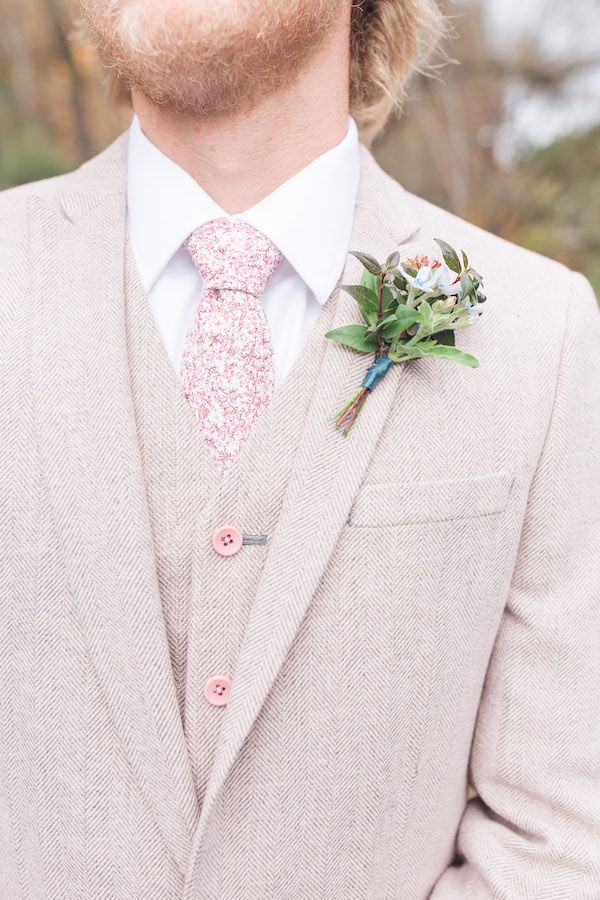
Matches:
[[242, 534, 268, 546]]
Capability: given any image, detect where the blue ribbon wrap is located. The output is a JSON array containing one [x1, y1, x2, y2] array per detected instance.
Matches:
[[361, 355, 394, 391]]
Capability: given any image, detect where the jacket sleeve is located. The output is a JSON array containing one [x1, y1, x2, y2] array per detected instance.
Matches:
[[430, 272, 600, 898]]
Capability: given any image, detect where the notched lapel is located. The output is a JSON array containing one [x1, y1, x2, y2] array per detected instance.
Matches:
[[28, 186, 198, 876], [185, 150, 424, 880]]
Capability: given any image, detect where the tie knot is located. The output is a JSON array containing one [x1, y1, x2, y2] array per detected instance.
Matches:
[[185, 218, 282, 298]]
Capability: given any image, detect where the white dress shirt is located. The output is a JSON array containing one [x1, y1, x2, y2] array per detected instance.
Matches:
[[126, 116, 360, 390]]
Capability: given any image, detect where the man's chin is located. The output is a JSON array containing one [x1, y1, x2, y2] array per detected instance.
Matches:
[[82, 0, 342, 117], [124, 53, 299, 121]]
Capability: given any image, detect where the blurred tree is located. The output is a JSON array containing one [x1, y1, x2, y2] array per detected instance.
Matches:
[[518, 126, 600, 292], [42, 0, 92, 158], [0, 0, 598, 294], [375, 0, 600, 290], [0, 0, 124, 188]]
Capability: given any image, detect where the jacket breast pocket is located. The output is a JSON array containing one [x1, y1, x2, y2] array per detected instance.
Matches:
[[347, 470, 515, 528]]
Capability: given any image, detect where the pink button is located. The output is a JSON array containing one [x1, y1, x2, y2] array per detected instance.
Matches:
[[204, 675, 232, 707], [212, 526, 243, 557]]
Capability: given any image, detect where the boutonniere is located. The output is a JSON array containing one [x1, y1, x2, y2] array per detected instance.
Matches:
[[326, 239, 487, 434]]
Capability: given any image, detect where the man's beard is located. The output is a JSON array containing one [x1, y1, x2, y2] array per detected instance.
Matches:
[[81, 0, 344, 116]]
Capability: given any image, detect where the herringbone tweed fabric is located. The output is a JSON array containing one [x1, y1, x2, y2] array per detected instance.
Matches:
[[1, 131, 599, 899]]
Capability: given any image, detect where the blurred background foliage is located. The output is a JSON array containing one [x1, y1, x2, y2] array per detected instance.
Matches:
[[1, 0, 599, 292]]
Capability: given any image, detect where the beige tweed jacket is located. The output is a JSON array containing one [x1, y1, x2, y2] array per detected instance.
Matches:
[[1, 132, 599, 900]]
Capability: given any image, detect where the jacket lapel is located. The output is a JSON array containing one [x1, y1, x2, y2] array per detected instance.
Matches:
[[185, 148, 423, 878], [28, 137, 198, 876]]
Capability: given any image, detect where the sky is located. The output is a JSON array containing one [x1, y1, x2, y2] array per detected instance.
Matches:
[[484, 0, 544, 38], [460, 0, 600, 153]]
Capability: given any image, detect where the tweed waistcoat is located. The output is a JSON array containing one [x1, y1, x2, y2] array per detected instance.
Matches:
[[124, 238, 337, 801], [124, 240, 212, 720]]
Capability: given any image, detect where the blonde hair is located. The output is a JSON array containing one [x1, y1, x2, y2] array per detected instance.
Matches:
[[350, 0, 444, 143], [108, 0, 445, 144]]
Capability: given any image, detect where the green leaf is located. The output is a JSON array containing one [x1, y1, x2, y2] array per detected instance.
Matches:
[[414, 342, 480, 367], [340, 284, 379, 306], [380, 305, 420, 339], [361, 269, 380, 293], [401, 299, 433, 347], [435, 238, 462, 275], [340, 284, 380, 323], [383, 321, 416, 340], [461, 249, 469, 270], [382, 322, 404, 339], [396, 306, 422, 328], [325, 324, 379, 353], [385, 250, 400, 270], [460, 271, 474, 301], [434, 329, 456, 347], [349, 251, 382, 276], [418, 298, 434, 334], [381, 286, 397, 311]]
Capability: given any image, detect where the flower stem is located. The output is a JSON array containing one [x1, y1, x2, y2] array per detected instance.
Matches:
[[333, 386, 369, 436], [378, 273, 386, 356], [332, 388, 362, 422]]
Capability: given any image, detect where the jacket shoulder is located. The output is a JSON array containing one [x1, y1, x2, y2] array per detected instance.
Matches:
[[0, 132, 129, 264], [0, 170, 72, 206], [0, 172, 73, 261]]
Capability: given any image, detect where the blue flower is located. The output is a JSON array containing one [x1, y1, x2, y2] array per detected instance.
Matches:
[[400, 257, 462, 296]]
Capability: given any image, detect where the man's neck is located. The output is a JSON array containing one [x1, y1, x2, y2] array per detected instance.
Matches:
[[132, 18, 351, 214]]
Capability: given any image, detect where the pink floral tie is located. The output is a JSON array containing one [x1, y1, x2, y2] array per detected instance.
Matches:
[[181, 219, 282, 474]]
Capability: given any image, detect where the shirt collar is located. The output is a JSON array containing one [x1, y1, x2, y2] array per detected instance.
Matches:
[[127, 114, 360, 304]]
